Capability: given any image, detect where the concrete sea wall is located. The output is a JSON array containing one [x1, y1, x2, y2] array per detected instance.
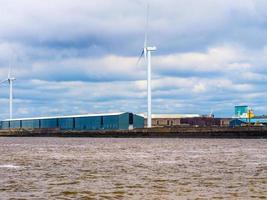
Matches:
[[0, 126, 266, 138]]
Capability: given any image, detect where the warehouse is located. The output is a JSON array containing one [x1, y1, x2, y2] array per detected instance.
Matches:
[[0, 112, 144, 130], [142, 114, 231, 127], [143, 114, 201, 127]]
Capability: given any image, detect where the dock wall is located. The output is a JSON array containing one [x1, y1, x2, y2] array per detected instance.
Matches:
[[0, 126, 266, 138]]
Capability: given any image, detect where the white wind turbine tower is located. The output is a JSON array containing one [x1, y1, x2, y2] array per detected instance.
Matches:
[[0, 63, 16, 119], [138, 4, 157, 128]]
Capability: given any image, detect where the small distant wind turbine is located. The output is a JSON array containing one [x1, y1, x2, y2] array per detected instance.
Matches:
[[137, 4, 157, 128], [0, 63, 16, 119]]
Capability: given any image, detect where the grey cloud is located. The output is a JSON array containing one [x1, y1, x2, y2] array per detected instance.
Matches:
[[1, 0, 267, 54]]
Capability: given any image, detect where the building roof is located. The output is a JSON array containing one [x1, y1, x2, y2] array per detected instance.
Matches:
[[2, 112, 128, 122], [235, 105, 248, 108], [140, 114, 201, 119]]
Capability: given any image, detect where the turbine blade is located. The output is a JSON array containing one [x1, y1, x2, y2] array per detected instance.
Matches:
[[136, 50, 144, 65], [0, 79, 8, 84], [8, 62, 11, 79], [144, 4, 149, 49]]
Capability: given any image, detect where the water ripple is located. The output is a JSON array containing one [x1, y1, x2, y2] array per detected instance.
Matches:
[[0, 138, 266, 199]]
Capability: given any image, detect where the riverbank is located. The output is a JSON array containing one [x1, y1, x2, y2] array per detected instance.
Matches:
[[0, 126, 267, 138]]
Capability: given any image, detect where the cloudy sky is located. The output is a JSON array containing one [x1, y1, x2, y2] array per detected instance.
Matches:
[[1, 0, 267, 119]]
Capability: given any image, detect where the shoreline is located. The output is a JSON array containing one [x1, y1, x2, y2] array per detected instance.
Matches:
[[0, 126, 266, 138]]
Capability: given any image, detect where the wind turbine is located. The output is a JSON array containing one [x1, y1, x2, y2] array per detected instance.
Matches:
[[0, 63, 16, 119], [137, 4, 157, 128]]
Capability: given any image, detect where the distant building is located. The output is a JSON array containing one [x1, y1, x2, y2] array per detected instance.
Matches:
[[142, 114, 231, 127], [235, 106, 249, 118], [180, 117, 223, 127], [230, 118, 267, 127], [220, 118, 231, 127], [143, 114, 201, 127], [0, 112, 144, 131]]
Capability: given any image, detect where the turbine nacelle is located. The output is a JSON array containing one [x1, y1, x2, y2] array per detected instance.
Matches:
[[8, 77, 16, 82], [146, 46, 157, 51], [0, 77, 16, 84]]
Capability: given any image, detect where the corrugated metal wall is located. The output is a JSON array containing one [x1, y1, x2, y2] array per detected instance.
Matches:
[[104, 115, 120, 130], [0, 113, 144, 130], [2, 121, 9, 129], [22, 120, 39, 129], [119, 113, 130, 130], [10, 120, 21, 129], [59, 118, 74, 130], [75, 116, 101, 130], [133, 114, 145, 128], [40, 119, 58, 129]]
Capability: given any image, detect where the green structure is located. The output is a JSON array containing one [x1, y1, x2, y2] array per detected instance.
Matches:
[[235, 106, 248, 118], [1, 112, 144, 130]]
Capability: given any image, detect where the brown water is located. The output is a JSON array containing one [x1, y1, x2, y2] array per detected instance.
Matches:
[[0, 138, 266, 200]]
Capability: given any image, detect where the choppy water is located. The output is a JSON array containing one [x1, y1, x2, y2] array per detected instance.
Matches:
[[0, 138, 266, 200]]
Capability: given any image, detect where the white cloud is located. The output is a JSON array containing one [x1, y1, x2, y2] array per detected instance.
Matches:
[[193, 83, 206, 93], [155, 45, 252, 73]]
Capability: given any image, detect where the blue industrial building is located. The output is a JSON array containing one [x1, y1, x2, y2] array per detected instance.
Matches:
[[235, 105, 249, 118], [230, 118, 267, 127], [0, 112, 144, 130]]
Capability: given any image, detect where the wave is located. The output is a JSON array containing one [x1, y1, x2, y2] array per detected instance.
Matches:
[[0, 164, 21, 169]]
